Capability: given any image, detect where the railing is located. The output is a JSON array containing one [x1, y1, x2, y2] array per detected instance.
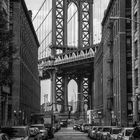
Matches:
[[38, 45, 97, 69]]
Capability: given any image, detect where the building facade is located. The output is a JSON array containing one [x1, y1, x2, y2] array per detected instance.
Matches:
[[96, 0, 132, 126], [132, 0, 140, 123], [0, 0, 11, 126], [93, 43, 103, 125], [9, 0, 40, 125]]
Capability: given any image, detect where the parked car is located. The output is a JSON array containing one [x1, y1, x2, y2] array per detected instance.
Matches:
[[44, 124, 54, 138], [88, 126, 97, 138], [129, 126, 140, 140], [117, 127, 134, 140], [80, 123, 92, 132], [30, 124, 48, 140], [60, 120, 68, 127], [1, 126, 30, 140], [0, 133, 10, 140], [107, 127, 122, 140], [73, 124, 79, 130], [84, 124, 92, 133], [99, 126, 112, 140], [95, 126, 105, 140], [92, 126, 103, 140], [29, 127, 42, 140], [77, 124, 82, 131], [55, 122, 61, 131]]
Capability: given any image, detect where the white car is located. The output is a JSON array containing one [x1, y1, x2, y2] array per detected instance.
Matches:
[[90, 127, 98, 138], [117, 127, 134, 140], [100, 126, 112, 140], [30, 124, 48, 140], [10, 126, 30, 140], [0, 133, 10, 140], [107, 127, 122, 140], [1, 126, 30, 140], [29, 127, 42, 140]]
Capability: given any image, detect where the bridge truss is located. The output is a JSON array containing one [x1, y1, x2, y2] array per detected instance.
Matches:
[[35, 0, 97, 118]]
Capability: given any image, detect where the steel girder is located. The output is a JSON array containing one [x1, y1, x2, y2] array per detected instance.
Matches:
[[55, 76, 64, 104], [52, 0, 93, 110], [52, 0, 93, 51], [55, 71, 92, 112]]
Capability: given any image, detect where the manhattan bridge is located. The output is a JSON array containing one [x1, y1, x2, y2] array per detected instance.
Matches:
[[33, 0, 103, 119]]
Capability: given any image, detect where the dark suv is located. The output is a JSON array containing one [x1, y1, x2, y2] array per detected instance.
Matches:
[[129, 126, 140, 140], [44, 124, 54, 138]]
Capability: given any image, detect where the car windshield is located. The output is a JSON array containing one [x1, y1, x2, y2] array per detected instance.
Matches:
[[112, 129, 121, 134], [125, 129, 133, 136], [103, 128, 111, 132], [31, 126, 44, 130], [92, 127, 97, 130], [85, 124, 92, 126], [9, 128, 27, 137]]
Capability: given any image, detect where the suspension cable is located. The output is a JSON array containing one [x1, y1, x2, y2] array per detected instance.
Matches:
[[40, 31, 52, 47], [33, 0, 47, 21], [67, 10, 78, 23], [35, 9, 52, 32]]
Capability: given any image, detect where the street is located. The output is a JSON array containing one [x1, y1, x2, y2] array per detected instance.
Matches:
[[50, 126, 90, 140]]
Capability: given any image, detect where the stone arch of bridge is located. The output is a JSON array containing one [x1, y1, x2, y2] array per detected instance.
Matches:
[[68, 79, 78, 113], [49, 0, 94, 116]]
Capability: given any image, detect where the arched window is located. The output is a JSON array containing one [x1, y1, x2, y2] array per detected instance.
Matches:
[[67, 3, 78, 47], [68, 79, 78, 113]]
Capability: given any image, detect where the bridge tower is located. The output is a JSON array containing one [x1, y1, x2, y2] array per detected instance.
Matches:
[[49, 0, 94, 116]]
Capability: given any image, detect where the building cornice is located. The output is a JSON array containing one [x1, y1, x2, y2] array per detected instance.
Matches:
[[21, 0, 40, 47], [11, 0, 40, 47], [101, 0, 115, 26]]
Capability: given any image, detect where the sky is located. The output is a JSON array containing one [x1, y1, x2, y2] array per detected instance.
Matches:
[[24, 0, 110, 104]]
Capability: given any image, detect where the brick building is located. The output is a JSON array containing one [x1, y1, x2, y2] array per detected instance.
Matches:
[[93, 44, 103, 125], [0, 0, 11, 126], [94, 0, 132, 126], [132, 0, 140, 123], [8, 0, 40, 125]]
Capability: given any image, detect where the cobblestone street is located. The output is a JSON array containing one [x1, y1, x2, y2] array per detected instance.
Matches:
[[50, 127, 91, 140]]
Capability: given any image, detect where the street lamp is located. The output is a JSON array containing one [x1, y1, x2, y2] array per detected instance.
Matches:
[[13, 110, 17, 125], [98, 111, 102, 126], [18, 110, 22, 125]]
